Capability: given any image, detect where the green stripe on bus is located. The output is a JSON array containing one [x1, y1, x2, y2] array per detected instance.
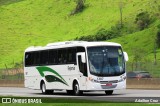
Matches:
[[45, 75, 68, 86], [36, 66, 68, 86]]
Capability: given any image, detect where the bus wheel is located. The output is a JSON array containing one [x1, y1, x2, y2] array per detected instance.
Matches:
[[105, 90, 113, 95], [73, 82, 83, 96], [41, 82, 54, 94], [66, 90, 74, 95]]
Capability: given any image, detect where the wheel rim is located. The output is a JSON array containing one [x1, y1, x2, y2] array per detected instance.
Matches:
[[75, 84, 79, 94], [42, 83, 46, 93]]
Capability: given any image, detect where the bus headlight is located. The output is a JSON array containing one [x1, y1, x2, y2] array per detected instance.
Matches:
[[118, 76, 126, 82], [91, 79, 100, 83], [88, 77, 100, 83]]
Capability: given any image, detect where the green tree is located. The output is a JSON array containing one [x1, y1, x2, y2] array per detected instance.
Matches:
[[156, 24, 160, 48], [132, 48, 146, 70], [135, 12, 150, 30], [70, 0, 85, 15]]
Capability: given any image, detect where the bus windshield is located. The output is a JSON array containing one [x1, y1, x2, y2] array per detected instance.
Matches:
[[87, 46, 125, 76]]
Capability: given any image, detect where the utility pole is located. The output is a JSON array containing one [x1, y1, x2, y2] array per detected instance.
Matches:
[[153, 27, 159, 65], [154, 39, 157, 65], [119, 1, 123, 28]]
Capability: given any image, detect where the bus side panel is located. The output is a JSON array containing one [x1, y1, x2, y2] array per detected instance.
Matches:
[[24, 76, 34, 88], [24, 67, 41, 89], [24, 65, 87, 90], [44, 65, 86, 90]]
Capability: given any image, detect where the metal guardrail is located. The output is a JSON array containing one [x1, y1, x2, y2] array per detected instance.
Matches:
[[0, 68, 24, 80], [0, 80, 24, 87], [127, 78, 160, 89], [127, 62, 160, 78]]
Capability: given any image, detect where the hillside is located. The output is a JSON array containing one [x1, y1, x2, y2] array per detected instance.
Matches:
[[0, 0, 160, 69]]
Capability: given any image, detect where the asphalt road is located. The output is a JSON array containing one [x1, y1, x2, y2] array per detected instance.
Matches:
[[0, 87, 160, 102]]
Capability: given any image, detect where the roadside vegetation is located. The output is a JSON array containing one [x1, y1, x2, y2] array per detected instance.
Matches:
[[0, 0, 160, 74]]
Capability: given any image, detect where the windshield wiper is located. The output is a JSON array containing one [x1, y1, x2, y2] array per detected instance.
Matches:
[[100, 55, 105, 75], [100, 49, 109, 75]]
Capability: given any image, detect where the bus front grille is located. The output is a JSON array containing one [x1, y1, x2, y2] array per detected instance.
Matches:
[[100, 80, 118, 84], [101, 84, 117, 89]]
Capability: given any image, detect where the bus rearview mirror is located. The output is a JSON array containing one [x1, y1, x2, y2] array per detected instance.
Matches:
[[123, 52, 129, 62], [81, 52, 86, 63]]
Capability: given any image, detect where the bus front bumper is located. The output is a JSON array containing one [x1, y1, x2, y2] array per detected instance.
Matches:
[[86, 80, 126, 91]]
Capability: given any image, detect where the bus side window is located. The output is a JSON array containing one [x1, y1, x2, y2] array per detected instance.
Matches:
[[33, 51, 40, 65], [40, 50, 49, 65], [77, 47, 85, 52], [67, 48, 76, 64], [58, 49, 62, 64], [48, 50, 58, 65], [58, 49, 67, 64], [25, 52, 32, 66], [78, 55, 87, 76]]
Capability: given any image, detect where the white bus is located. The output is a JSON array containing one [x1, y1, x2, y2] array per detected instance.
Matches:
[[24, 41, 128, 95]]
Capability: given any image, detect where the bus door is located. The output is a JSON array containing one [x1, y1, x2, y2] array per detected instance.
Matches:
[[77, 53, 88, 90]]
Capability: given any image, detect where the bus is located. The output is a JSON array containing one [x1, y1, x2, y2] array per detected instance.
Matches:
[[24, 41, 128, 95]]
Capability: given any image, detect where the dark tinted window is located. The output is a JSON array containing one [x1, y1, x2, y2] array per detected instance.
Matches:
[[127, 72, 136, 78], [25, 46, 86, 67], [40, 50, 48, 65], [67, 48, 76, 64], [58, 49, 67, 64], [25, 52, 32, 66], [77, 47, 85, 52], [33, 52, 40, 65], [48, 50, 58, 64], [25, 51, 39, 66]]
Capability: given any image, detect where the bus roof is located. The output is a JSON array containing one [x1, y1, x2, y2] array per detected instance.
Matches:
[[25, 41, 121, 52]]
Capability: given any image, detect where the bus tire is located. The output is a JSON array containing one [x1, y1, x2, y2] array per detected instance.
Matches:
[[41, 82, 54, 94], [105, 90, 113, 95], [73, 82, 83, 96]]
